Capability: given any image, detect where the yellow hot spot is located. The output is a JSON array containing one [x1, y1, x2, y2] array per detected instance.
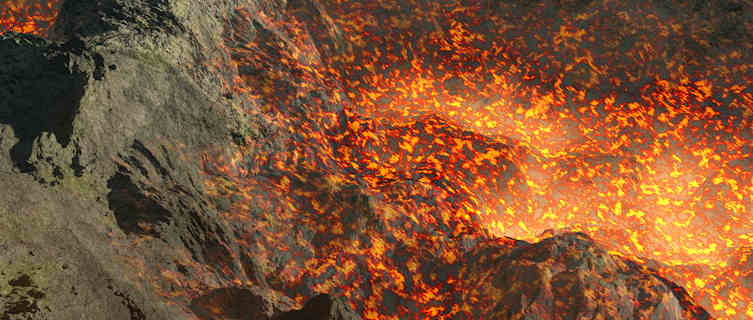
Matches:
[[640, 184, 659, 195], [629, 231, 644, 252], [280, 176, 291, 189], [686, 243, 717, 255], [518, 221, 530, 233], [597, 204, 607, 221], [607, 251, 625, 259], [542, 208, 557, 220], [443, 249, 457, 264], [363, 310, 380, 319], [626, 208, 645, 219]]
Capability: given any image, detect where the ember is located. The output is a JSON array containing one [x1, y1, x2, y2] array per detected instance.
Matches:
[[3, 0, 752, 318]]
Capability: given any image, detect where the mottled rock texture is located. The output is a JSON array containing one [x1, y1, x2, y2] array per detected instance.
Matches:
[[0, 0, 304, 317]]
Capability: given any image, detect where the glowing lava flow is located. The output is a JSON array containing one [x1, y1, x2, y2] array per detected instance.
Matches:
[[6, 0, 753, 318], [293, 0, 753, 317], [0, 0, 60, 35]]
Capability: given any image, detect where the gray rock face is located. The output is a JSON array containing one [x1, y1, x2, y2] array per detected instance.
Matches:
[[0, 0, 284, 318], [0, 0, 363, 317], [276, 294, 361, 320]]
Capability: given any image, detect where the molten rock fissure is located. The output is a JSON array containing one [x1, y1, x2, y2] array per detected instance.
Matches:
[[4, 0, 750, 319]]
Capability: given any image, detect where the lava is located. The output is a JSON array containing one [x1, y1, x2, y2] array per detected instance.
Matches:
[[304, 0, 752, 317], [5, 0, 753, 318], [0, 0, 59, 35]]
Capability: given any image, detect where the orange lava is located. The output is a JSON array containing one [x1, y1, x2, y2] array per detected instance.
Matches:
[[304, 0, 753, 317], [0, 0, 60, 35], [7, 0, 753, 318], [227, 0, 750, 317]]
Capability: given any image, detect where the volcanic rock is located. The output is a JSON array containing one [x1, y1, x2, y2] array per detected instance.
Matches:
[[276, 294, 361, 320], [456, 232, 711, 319]]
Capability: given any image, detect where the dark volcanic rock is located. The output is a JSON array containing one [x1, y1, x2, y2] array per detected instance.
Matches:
[[456, 233, 707, 319], [276, 294, 361, 320], [189, 287, 275, 320], [0, 33, 87, 180], [189, 290, 358, 320]]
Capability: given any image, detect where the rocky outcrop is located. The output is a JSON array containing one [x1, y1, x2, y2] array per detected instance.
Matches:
[[189, 290, 359, 320], [0, 0, 287, 317], [276, 294, 361, 320], [456, 233, 711, 319]]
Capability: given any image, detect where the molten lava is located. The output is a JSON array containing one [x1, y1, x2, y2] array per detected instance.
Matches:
[[5, 0, 753, 318], [0, 0, 59, 35]]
